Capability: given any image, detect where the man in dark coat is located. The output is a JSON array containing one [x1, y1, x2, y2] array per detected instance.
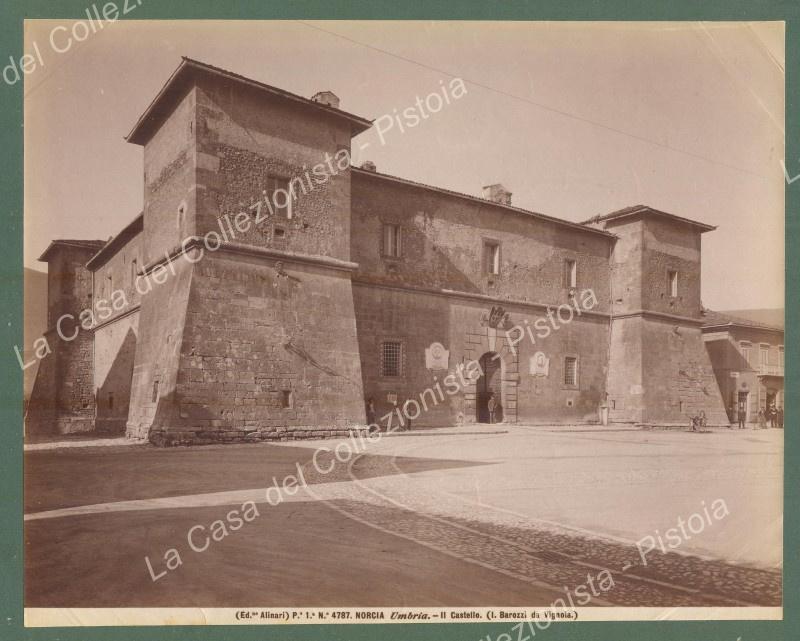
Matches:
[[487, 393, 497, 424]]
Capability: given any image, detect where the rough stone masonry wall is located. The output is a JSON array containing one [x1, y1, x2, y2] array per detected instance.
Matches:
[[27, 246, 98, 435], [126, 255, 194, 440], [24, 329, 58, 436], [351, 172, 613, 312], [127, 81, 199, 441], [354, 283, 609, 426], [94, 311, 139, 434], [93, 230, 143, 434], [147, 252, 366, 445], [194, 78, 353, 262], [606, 317, 644, 423], [142, 87, 197, 266], [641, 319, 729, 425], [353, 284, 456, 427]]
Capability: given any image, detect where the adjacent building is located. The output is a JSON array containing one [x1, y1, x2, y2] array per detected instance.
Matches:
[[26, 57, 737, 443], [702, 311, 784, 424]]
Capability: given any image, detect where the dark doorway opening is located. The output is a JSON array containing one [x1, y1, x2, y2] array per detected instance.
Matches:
[[476, 352, 502, 423], [738, 391, 749, 422]]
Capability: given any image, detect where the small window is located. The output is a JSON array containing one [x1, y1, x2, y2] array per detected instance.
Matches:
[[563, 259, 577, 288], [382, 223, 402, 258], [274, 226, 286, 239], [483, 240, 500, 275], [740, 341, 752, 367], [130, 258, 138, 285], [281, 390, 293, 409], [152, 379, 160, 403], [667, 270, 678, 297], [266, 175, 292, 219], [564, 356, 578, 387], [108, 392, 114, 410], [760, 344, 770, 365], [381, 341, 403, 377]]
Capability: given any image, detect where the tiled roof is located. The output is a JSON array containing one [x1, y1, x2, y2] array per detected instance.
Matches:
[[702, 309, 784, 333], [580, 205, 716, 232], [126, 57, 373, 145], [38, 239, 106, 262], [352, 167, 617, 239], [86, 213, 144, 271]]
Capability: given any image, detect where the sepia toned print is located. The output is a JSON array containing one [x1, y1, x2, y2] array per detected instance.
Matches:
[[22, 20, 783, 626]]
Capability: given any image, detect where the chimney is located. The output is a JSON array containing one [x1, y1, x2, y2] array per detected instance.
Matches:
[[482, 183, 512, 205], [311, 90, 340, 109], [360, 160, 376, 172]]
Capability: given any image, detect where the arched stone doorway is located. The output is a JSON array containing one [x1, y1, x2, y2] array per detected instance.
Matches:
[[476, 352, 503, 423]]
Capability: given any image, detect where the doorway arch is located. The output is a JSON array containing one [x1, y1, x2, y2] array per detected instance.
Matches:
[[476, 352, 503, 423]]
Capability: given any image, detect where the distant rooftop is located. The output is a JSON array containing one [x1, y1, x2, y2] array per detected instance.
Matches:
[[86, 213, 144, 271], [702, 308, 784, 333], [38, 239, 106, 263], [581, 205, 716, 233], [126, 57, 374, 145]]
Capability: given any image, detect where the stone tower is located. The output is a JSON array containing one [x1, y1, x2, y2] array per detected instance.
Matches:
[[588, 206, 729, 426], [26, 240, 105, 435], [124, 58, 372, 443]]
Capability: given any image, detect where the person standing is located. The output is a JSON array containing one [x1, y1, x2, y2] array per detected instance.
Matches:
[[778, 405, 784, 429], [769, 403, 777, 428], [738, 400, 746, 429], [757, 409, 766, 430], [366, 397, 377, 433], [487, 392, 497, 424]]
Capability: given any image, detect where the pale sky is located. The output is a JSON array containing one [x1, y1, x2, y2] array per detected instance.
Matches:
[[24, 20, 785, 310]]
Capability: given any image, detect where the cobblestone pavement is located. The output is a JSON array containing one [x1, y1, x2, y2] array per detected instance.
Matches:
[[300, 451, 781, 607]]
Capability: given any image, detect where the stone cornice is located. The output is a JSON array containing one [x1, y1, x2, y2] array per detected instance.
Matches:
[[352, 278, 611, 319], [141, 238, 359, 275], [612, 309, 705, 326]]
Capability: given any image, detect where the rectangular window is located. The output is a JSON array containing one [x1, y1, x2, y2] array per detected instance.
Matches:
[[483, 241, 500, 275], [266, 175, 292, 219], [740, 341, 752, 367], [382, 224, 402, 258], [130, 258, 137, 285], [760, 344, 770, 365], [381, 341, 403, 377], [564, 356, 578, 386], [667, 270, 678, 297], [281, 390, 293, 409], [779, 346, 784, 368], [563, 259, 577, 288], [108, 392, 114, 410], [152, 379, 159, 403]]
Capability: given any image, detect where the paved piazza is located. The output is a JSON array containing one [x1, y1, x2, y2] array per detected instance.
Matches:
[[25, 425, 782, 607]]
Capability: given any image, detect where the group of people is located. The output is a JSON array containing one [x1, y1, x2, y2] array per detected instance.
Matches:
[[364, 392, 502, 431], [728, 402, 783, 429], [758, 403, 784, 429]]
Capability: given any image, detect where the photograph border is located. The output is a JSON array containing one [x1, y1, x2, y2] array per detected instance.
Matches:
[[2, 1, 796, 639]]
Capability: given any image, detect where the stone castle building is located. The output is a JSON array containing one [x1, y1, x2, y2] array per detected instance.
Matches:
[[26, 57, 734, 443]]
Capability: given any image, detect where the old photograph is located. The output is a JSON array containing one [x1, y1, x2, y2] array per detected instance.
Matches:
[[20, 19, 784, 626]]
